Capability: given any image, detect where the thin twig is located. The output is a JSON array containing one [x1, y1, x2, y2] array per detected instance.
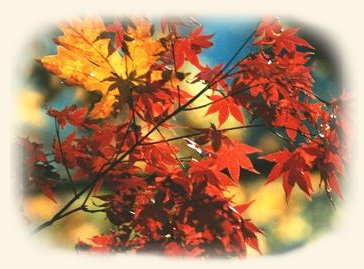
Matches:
[[140, 131, 201, 145], [177, 85, 181, 108], [156, 127, 186, 169], [206, 25, 258, 88], [141, 124, 317, 146], [168, 25, 181, 108], [268, 127, 293, 146], [127, 89, 139, 143], [183, 82, 265, 111], [82, 207, 106, 213], [54, 119, 77, 196], [304, 89, 333, 106]]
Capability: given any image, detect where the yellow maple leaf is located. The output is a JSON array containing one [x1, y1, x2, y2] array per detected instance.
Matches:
[[40, 16, 165, 119], [39, 16, 127, 119], [125, 17, 164, 78]]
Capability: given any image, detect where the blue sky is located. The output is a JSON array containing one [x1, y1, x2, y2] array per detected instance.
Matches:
[[196, 16, 260, 66]]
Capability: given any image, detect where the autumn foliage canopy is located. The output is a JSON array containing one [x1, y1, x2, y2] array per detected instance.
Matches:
[[19, 16, 350, 257]]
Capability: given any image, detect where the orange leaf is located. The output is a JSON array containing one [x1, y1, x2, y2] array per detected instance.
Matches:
[[125, 17, 164, 78], [40, 16, 127, 119], [40, 17, 166, 119]]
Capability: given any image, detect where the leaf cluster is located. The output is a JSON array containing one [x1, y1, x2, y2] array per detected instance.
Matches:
[[19, 16, 350, 257]]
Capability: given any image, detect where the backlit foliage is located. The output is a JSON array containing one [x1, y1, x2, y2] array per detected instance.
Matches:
[[19, 16, 349, 257]]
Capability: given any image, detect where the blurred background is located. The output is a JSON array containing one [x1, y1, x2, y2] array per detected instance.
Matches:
[[13, 16, 344, 255]]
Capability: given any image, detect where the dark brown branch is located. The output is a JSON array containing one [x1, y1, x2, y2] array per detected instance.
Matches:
[[141, 124, 317, 146], [32, 188, 87, 233]]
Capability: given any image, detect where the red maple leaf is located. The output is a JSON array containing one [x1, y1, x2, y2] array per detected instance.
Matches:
[[193, 123, 228, 152], [193, 64, 227, 91], [255, 17, 282, 38], [273, 28, 314, 54], [47, 105, 87, 129], [205, 95, 245, 127], [18, 137, 47, 174], [142, 143, 179, 176], [306, 131, 346, 200], [241, 219, 263, 254], [254, 18, 313, 54], [174, 26, 213, 70], [273, 100, 311, 141], [189, 158, 235, 190], [260, 148, 317, 201], [214, 140, 261, 182]]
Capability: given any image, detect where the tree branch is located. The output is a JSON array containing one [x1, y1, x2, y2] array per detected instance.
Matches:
[[32, 21, 262, 234], [141, 124, 318, 146], [127, 89, 139, 143], [183, 82, 265, 111]]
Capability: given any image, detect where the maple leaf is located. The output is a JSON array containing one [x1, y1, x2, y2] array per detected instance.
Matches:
[[255, 17, 282, 38], [272, 28, 314, 54], [307, 130, 346, 201], [31, 164, 60, 203], [205, 95, 246, 127], [193, 64, 228, 91], [174, 26, 213, 70], [142, 143, 179, 176], [241, 219, 263, 254], [47, 105, 87, 129], [19, 137, 47, 175], [39, 16, 128, 119], [193, 123, 228, 152], [255, 18, 314, 53], [214, 140, 261, 182], [189, 158, 235, 190], [28, 16, 350, 257], [40, 16, 164, 119], [273, 99, 311, 141], [122, 17, 165, 78], [260, 148, 317, 201]]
